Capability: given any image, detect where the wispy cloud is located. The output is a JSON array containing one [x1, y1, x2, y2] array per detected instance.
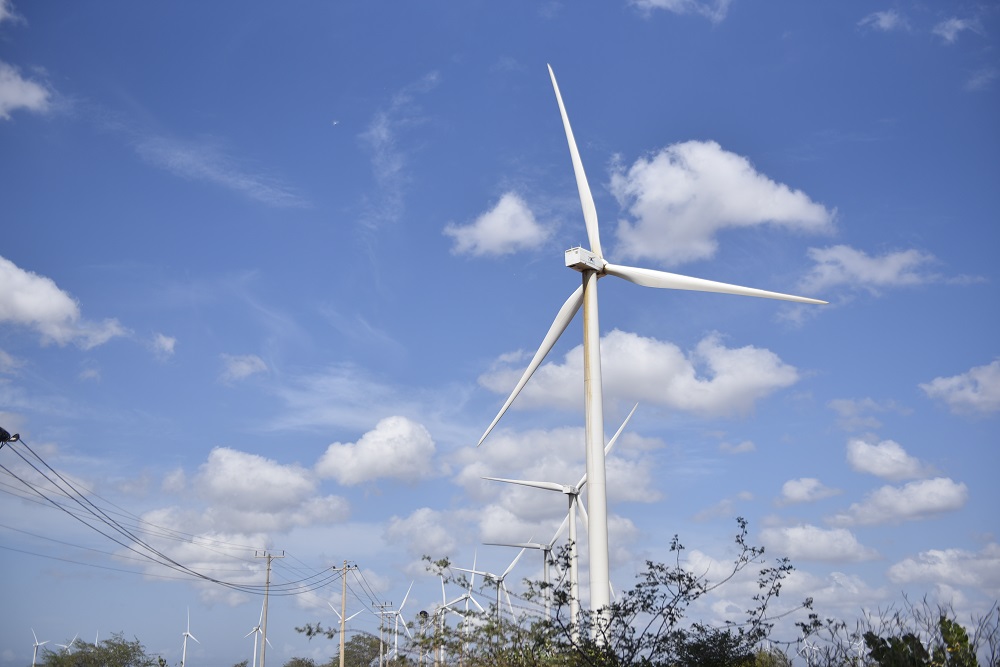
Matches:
[[965, 68, 998, 92], [133, 135, 309, 208], [358, 71, 441, 231], [932, 17, 981, 44], [798, 245, 939, 295], [630, 0, 732, 24], [858, 10, 908, 32], [219, 353, 268, 383]]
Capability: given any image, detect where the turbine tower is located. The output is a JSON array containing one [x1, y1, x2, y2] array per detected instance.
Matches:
[[181, 608, 199, 667], [477, 65, 826, 626], [31, 630, 48, 667]]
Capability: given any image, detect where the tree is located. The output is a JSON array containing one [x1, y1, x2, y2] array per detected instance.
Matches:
[[282, 659, 317, 667], [38, 633, 158, 667]]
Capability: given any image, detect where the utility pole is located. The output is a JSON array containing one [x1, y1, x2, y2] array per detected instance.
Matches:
[[333, 560, 357, 667], [255, 550, 284, 667], [375, 601, 392, 667]]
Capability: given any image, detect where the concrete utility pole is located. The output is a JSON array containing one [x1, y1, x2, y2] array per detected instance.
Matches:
[[255, 550, 284, 667], [334, 560, 357, 667]]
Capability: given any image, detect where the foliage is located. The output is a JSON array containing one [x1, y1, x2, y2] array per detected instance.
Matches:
[[290, 630, 386, 667], [796, 598, 999, 667], [38, 633, 158, 667], [281, 659, 317, 667]]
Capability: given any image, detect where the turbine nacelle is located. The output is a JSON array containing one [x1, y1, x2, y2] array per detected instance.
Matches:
[[565, 247, 605, 272]]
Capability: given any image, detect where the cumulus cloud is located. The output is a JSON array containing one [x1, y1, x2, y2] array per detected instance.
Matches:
[[444, 192, 551, 256], [480, 330, 799, 417], [630, 0, 733, 23], [858, 10, 907, 32], [0, 255, 126, 348], [0, 60, 50, 120], [385, 507, 464, 559], [888, 544, 1000, 596], [920, 359, 1000, 415], [799, 245, 937, 294], [829, 477, 968, 526], [315, 416, 439, 485], [190, 447, 349, 533], [779, 478, 841, 505], [846, 438, 933, 481], [609, 140, 833, 266], [760, 524, 878, 562], [933, 18, 980, 44], [220, 353, 267, 383]]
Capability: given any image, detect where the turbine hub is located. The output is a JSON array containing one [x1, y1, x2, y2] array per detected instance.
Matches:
[[565, 246, 604, 272]]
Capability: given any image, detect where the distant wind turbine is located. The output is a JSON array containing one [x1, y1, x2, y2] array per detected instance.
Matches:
[[477, 66, 826, 627], [55, 634, 78, 655], [245, 600, 271, 667], [483, 403, 636, 632], [31, 630, 48, 667], [455, 546, 529, 619], [181, 608, 199, 667]]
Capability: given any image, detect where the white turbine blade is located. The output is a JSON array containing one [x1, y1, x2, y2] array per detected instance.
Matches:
[[469, 595, 486, 612], [576, 402, 638, 489], [440, 575, 447, 605], [604, 263, 827, 305], [502, 584, 516, 618], [328, 602, 343, 622], [189, 633, 200, 645], [549, 513, 570, 545], [502, 547, 528, 579], [244, 629, 256, 639], [483, 476, 565, 493], [346, 610, 362, 622], [399, 581, 413, 613], [548, 64, 602, 258], [477, 285, 583, 447], [578, 500, 590, 533], [485, 541, 545, 550]]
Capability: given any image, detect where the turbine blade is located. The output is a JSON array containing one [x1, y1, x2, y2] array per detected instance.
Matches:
[[549, 514, 570, 546], [502, 547, 528, 578], [576, 402, 638, 489], [578, 500, 590, 533], [548, 64, 602, 258], [484, 541, 545, 550], [347, 611, 362, 622], [482, 476, 566, 493], [478, 285, 583, 447], [399, 581, 413, 613], [604, 263, 827, 304]]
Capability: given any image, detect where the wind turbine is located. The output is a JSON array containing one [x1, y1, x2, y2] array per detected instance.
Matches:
[[181, 608, 199, 667], [386, 582, 414, 661], [455, 547, 529, 619], [55, 634, 78, 655], [483, 403, 637, 633], [476, 65, 826, 624], [245, 600, 271, 667], [31, 630, 48, 667]]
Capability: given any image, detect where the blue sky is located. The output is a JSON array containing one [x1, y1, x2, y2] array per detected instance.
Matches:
[[1, 0, 998, 664]]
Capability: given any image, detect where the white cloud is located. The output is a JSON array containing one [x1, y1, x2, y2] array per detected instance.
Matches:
[[191, 447, 349, 533], [0, 348, 22, 373], [385, 507, 464, 559], [0, 0, 20, 24], [920, 360, 1000, 415], [760, 524, 878, 562], [933, 18, 980, 44], [630, 0, 733, 23], [609, 140, 833, 266], [0, 255, 126, 348], [152, 333, 177, 358], [220, 353, 267, 382], [444, 192, 551, 256], [888, 544, 1000, 597], [846, 438, 933, 481], [799, 245, 937, 294], [0, 60, 50, 120], [779, 478, 841, 505], [829, 477, 968, 526], [480, 330, 799, 417], [315, 415, 439, 485], [858, 10, 907, 32]]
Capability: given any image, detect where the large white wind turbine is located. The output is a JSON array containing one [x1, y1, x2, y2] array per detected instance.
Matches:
[[31, 629, 49, 667], [477, 66, 826, 624], [483, 404, 636, 633], [181, 608, 199, 667]]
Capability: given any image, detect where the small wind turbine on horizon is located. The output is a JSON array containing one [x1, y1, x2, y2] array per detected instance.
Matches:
[[31, 630, 48, 667], [245, 600, 271, 667], [55, 634, 78, 655], [455, 547, 529, 619], [476, 65, 826, 626], [181, 608, 199, 667]]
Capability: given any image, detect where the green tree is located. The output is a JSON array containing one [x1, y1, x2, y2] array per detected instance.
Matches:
[[39, 633, 158, 667], [282, 658, 317, 667]]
